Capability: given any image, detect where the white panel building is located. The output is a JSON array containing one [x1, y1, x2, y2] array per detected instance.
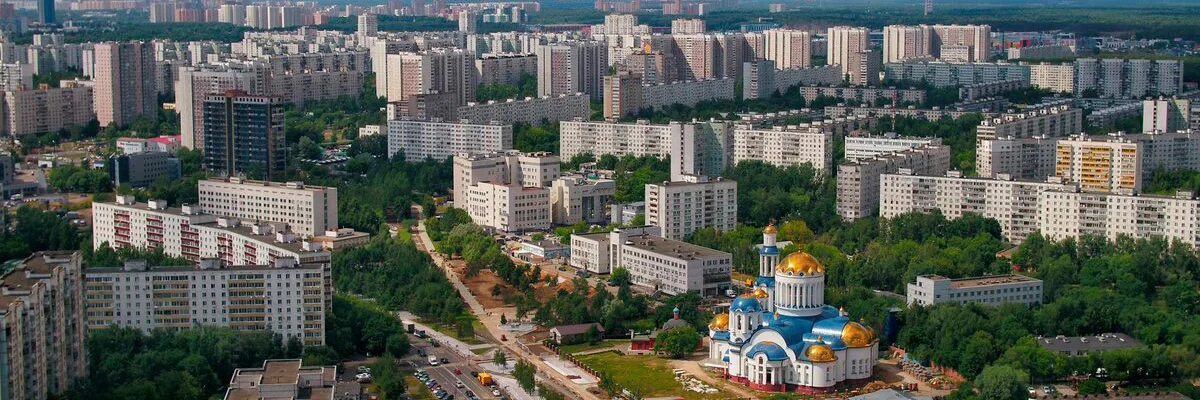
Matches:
[[386, 119, 512, 161], [198, 178, 338, 238], [645, 177, 737, 240]]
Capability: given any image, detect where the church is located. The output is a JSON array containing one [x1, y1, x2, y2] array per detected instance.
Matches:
[[707, 224, 879, 393]]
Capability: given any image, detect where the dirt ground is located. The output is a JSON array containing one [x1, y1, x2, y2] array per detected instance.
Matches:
[[454, 261, 588, 309]]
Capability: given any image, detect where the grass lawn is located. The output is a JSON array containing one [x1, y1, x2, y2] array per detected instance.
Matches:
[[423, 316, 486, 345], [404, 376, 437, 400], [574, 351, 729, 400], [559, 339, 631, 355]]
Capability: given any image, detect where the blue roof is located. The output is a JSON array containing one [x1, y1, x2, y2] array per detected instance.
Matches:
[[760, 246, 779, 256], [711, 330, 730, 341], [812, 315, 850, 339], [746, 341, 789, 361], [730, 297, 763, 313], [754, 276, 776, 288]]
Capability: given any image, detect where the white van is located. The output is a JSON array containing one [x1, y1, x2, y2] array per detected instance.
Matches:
[[428, 356, 440, 366]]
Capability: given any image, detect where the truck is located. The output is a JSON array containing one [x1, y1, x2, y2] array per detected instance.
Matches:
[[477, 373, 493, 386], [428, 356, 440, 366]]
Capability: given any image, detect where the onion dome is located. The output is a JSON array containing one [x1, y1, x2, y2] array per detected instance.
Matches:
[[842, 321, 877, 348], [730, 294, 763, 313], [804, 343, 837, 363], [708, 314, 730, 331], [763, 223, 778, 235], [752, 287, 770, 299], [775, 251, 825, 276]]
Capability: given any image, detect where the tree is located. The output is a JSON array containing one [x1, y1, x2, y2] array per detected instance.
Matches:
[[974, 365, 1029, 400], [778, 220, 814, 244], [587, 324, 602, 345], [493, 350, 508, 367], [456, 316, 475, 338], [1077, 379, 1107, 395], [500, 314, 508, 325], [609, 267, 631, 287], [514, 359, 537, 394], [385, 333, 410, 357], [654, 327, 701, 358]]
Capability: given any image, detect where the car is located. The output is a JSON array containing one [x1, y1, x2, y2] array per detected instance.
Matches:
[[453, 368, 462, 375], [492, 389, 502, 397], [355, 373, 372, 383], [357, 366, 371, 373], [455, 380, 465, 388], [441, 357, 449, 364], [1028, 386, 1037, 396]]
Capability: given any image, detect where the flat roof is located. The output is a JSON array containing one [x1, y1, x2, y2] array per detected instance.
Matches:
[[622, 234, 730, 260], [934, 274, 1040, 289], [1037, 333, 1143, 353], [87, 262, 325, 274]]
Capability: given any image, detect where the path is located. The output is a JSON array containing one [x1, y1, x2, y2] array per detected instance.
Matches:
[[413, 219, 603, 400]]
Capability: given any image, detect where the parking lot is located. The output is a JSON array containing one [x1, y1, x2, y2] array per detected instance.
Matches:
[[405, 338, 504, 400]]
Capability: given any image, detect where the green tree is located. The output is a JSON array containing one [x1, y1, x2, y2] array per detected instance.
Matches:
[[1077, 379, 1107, 395], [608, 267, 631, 286], [514, 359, 537, 394], [493, 350, 508, 367], [653, 326, 701, 358], [974, 365, 1029, 400]]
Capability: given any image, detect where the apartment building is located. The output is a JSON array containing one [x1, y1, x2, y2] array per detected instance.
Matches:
[[731, 125, 834, 173], [464, 182, 551, 232], [1054, 131, 1200, 193], [535, 41, 607, 100], [837, 144, 952, 221], [976, 136, 1057, 179], [741, 61, 842, 100], [91, 196, 332, 266], [827, 26, 869, 75], [474, 53, 537, 87], [883, 24, 991, 64], [386, 119, 512, 162], [798, 86, 926, 106], [452, 150, 559, 202], [881, 25, 928, 64], [880, 170, 1072, 243], [604, 73, 737, 118], [959, 79, 1028, 101], [975, 104, 1083, 142], [201, 90, 286, 179], [845, 49, 882, 86], [645, 176, 737, 240], [883, 61, 1030, 88], [907, 274, 1042, 307], [1007, 44, 1074, 61], [0, 251, 87, 400], [570, 226, 732, 296], [844, 134, 941, 162], [198, 178, 338, 238], [456, 93, 590, 126], [559, 119, 731, 179], [1038, 190, 1200, 247], [0, 62, 32, 91], [1029, 63, 1076, 93], [603, 72, 642, 119], [93, 41, 157, 127], [84, 258, 330, 345], [550, 175, 616, 225], [763, 29, 812, 70], [1075, 58, 1183, 99], [671, 18, 706, 35], [385, 48, 475, 106], [223, 360, 338, 400], [0, 81, 93, 137], [1143, 98, 1191, 133]]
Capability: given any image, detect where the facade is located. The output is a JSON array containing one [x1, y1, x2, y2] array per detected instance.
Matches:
[[732, 125, 834, 173], [844, 135, 940, 162], [91, 196, 333, 267], [1053, 131, 1200, 193], [906, 274, 1042, 307], [1039, 189, 1200, 247], [464, 182, 551, 232], [85, 259, 330, 345], [826, 26, 869, 79], [798, 86, 926, 107], [883, 61, 1030, 88], [535, 41, 607, 100], [198, 178, 338, 238], [645, 177, 737, 240], [879, 170, 1071, 243], [1029, 63, 1076, 93], [386, 119, 512, 162], [975, 105, 1082, 142], [881, 25, 928, 64], [602, 72, 643, 119], [709, 228, 878, 393], [671, 19, 706, 34], [836, 145, 952, 221], [0, 252, 88, 400], [606, 74, 737, 118], [764, 29, 812, 70], [223, 360, 338, 400], [883, 24, 991, 63], [569, 232, 614, 274], [452, 150, 559, 202], [570, 226, 732, 295], [456, 93, 590, 126], [474, 53, 537, 87], [1075, 58, 1183, 99], [385, 48, 475, 106], [976, 136, 1057, 179], [1143, 98, 1190, 133], [959, 79, 1028, 101], [844, 49, 881, 86], [0, 63, 32, 91], [1007, 44, 1074, 61], [559, 119, 731, 179], [108, 151, 181, 188], [742, 62, 842, 100], [93, 41, 157, 127], [0, 82, 94, 136], [550, 175, 616, 225], [201, 90, 286, 179]]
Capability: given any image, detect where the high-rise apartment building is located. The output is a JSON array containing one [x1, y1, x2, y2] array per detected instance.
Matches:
[[536, 41, 607, 100], [672, 34, 718, 81], [1054, 132, 1200, 193], [0, 251, 87, 400], [645, 176, 738, 240], [1075, 58, 1184, 99], [198, 178, 338, 238], [763, 29, 812, 70], [0, 63, 32, 91], [882, 25, 929, 64], [671, 18, 705, 34], [385, 49, 475, 106], [175, 66, 266, 150], [603, 72, 643, 119], [731, 125, 834, 173], [1029, 63, 1076, 94], [201, 90, 286, 179], [387, 119, 512, 161], [976, 136, 1057, 179], [883, 61, 1030, 87], [844, 134, 941, 162], [975, 104, 1083, 142], [357, 13, 378, 40], [474, 53, 537, 87], [1, 82, 94, 136], [93, 42, 157, 127], [826, 26, 869, 79], [845, 49, 881, 85], [883, 24, 990, 63], [1143, 98, 1191, 133], [559, 119, 731, 180], [37, 0, 53, 24], [837, 144, 952, 221], [85, 258, 330, 345]]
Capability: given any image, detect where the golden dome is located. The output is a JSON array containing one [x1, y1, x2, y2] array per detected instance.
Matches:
[[708, 314, 729, 331], [752, 287, 770, 299], [775, 251, 825, 276], [804, 343, 837, 363], [763, 223, 778, 235], [841, 321, 877, 348]]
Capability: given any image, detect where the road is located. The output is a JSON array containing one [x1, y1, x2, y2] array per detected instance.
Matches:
[[407, 341, 498, 400], [412, 219, 603, 400]]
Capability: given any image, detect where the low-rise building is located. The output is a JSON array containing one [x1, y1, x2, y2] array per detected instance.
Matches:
[[85, 258, 330, 345], [309, 228, 371, 251], [1036, 333, 1143, 357], [798, 86, 926, 105], [0, 251, 88, 400], [906, 274, 1043, 307], [108, 151, 181, 188], [116, 135, 183, 154], [223, 359, 338, 400], [609, 226, 732, 296]]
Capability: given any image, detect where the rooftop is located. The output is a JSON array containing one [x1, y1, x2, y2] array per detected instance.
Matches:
[[1037, 333, 1143, 353], [0, 251, 77, 311], [922, 274, 1040, 289], [621, 234, 731, 260], [225, 359, 336, 400]]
